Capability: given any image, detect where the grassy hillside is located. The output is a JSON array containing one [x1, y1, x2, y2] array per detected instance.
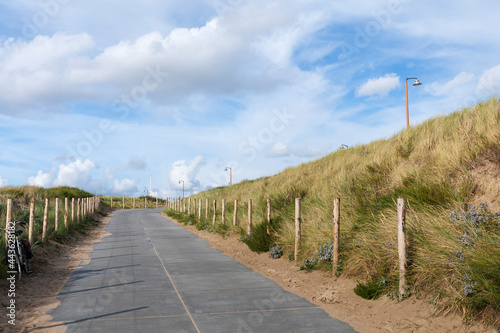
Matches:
[[172, 98, 500, 325], [0, 186, 101, 277]]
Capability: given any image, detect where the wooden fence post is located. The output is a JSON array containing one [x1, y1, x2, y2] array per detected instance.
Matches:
[[212, 200, 217, 226], [5, 199, 13, 249], [64, 198, 69, 229], [145, 197, 147, 209], [205, 199, 209, 219], [198, 199, 202, 219], [71, 198, 75, 224], [398, 198, 407, 301], [233, 199, 238, 226], [156, 197, 158, 209], [295, 198, 301, 261], [76, 198, 80, 222], [247, 199, 252, 235], [29, 198, 35, 245], [222, 199, 226, 224], [42, 198, 49, 243], [193, 198, 196, 216], [55, 198, 59, 231], [266, 198, 271, 235], [188, 198, 191, 215], [123, 196, 125, 210], [111, 196, 113, 208], [333, 198, 340, 268]]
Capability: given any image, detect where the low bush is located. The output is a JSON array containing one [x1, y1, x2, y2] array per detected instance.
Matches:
[[240, 221, 273, 253]]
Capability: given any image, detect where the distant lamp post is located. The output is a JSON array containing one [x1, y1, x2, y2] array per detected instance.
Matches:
[[178, 180, 184, 199], [405, 77, 422, 128], [224, 167, 232, 186]]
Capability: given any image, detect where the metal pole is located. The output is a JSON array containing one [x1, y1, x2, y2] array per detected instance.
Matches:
[[405, 80, 409, 128]]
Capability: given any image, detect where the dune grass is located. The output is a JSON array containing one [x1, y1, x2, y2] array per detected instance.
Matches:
[[167, 98, 500, 325]]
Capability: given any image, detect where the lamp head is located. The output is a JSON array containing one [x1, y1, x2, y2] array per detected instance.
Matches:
[[413, 79, 422, 86]]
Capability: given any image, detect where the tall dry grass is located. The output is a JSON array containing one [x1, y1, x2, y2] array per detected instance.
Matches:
[[179, 98, 500, 325]]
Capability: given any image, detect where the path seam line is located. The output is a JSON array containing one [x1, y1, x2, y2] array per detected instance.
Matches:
[[138, 213, 201, 333]]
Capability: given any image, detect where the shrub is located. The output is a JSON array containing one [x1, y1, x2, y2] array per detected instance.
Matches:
[[269, 245, 283, 259], [354, 279, 388, 300], [240, 222, 273, 253], [299, 257, 317, 272], [317, 241, 333, 262]]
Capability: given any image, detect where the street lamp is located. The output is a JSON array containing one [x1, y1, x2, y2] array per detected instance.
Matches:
[[405, 77, 422, 128], [178, 180, 184, 199], [224, 167, 232, 186]]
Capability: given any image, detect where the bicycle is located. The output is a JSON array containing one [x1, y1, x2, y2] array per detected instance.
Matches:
[[1, 221, 33, 280]]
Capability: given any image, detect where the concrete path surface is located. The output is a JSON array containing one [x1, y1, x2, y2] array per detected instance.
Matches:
[[48, 209, 357, 332]]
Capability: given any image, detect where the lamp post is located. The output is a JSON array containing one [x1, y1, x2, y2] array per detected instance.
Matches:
[[178, 180, 184, 199], [224, 167, 232, 186], [405, 77, 422, 128]]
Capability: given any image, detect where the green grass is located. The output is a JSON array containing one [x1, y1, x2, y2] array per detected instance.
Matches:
[[99, 195, 166, 209], [165, 98, 500, 326]]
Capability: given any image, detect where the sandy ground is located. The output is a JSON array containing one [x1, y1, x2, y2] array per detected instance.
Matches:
[[0, 209, 113, 333], [0, 208, 492, 333]]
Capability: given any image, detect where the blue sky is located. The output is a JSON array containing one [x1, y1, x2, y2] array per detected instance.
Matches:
[[1, 0, 499, 198]]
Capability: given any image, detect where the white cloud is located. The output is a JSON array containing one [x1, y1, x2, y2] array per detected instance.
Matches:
[[54, 159, 97, 187], [268, 142, 290, 157], [27, 169, 55, 187], [27, 159, 97, 189], [0, 1, 335, 116], [127, 156, 148, 171], [430, 72, 474, 96], [476, 64, 500, 96], [268, 142, 323, 158], [168, 156, 206, 191], [0, 176, 8, 187], [113, 179, 138, 195], [0, 33, 94, 111], [356, 73, 400, 98]]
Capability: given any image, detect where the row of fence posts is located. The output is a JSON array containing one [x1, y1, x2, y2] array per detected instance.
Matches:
[[3, 196, 100, 246], [165, 197, 259, 235], [109, 196, 159, 209], [166, 196, 410, 300]]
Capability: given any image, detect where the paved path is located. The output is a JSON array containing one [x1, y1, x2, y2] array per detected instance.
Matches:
[[48, 209, 356, 332]]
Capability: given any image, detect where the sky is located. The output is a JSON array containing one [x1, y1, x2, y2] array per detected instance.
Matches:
[[0, 0, 499, 198]]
